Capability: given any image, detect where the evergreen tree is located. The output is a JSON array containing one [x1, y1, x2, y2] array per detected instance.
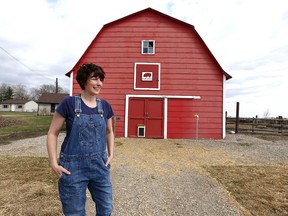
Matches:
[[3, 86, 14, 101]]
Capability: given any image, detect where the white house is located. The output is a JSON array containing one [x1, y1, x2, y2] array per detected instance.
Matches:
[[0, 99, 38, 112], [37, 93, 69, 115]]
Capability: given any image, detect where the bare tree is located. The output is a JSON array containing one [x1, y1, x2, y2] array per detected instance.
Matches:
[[0, 82, 69, 101], [263, 109, 271, 118], [12, 84, 30, 100], [30, 84, 68, 100]]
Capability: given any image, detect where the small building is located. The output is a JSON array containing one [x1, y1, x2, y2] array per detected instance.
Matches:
[[0, 99, 38, 112], [66, 8, 232, 139], [37, 93, 69, 115]]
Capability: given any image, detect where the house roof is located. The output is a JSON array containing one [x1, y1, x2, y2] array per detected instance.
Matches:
[[0, 99, 30, 104], [65, 7, 232, 80], [37, 93, 69, 104]]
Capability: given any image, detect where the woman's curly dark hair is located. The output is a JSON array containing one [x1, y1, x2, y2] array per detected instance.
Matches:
[[76, 63, 105, 90]]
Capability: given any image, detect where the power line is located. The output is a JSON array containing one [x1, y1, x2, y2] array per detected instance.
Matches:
[[0, 45, 55, 81], [0, 46, 35, 72]]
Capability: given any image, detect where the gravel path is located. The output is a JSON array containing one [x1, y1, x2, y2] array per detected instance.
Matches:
[[1, 134, 287, 215]]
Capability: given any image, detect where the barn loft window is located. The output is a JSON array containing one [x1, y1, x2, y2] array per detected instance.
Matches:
[[142, 40, 155, 54]]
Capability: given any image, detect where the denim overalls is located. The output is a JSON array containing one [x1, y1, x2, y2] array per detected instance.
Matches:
[[58, 95, 112, 216]]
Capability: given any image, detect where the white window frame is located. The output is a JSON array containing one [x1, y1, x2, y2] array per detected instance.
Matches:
[[141, 40, 155, 54], [134, 62, 160, 90]]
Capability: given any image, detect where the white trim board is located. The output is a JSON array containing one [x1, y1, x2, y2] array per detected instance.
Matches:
[[134, 62, 161, 90]]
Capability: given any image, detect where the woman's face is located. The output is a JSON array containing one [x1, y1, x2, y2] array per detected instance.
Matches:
[[85, 75, 103, 95]]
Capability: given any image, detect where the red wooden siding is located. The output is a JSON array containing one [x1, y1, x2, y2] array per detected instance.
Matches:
[[168, 99, 222, 139], [70, 8, 229, 139]]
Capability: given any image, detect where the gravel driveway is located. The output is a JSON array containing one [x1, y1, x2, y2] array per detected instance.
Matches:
[[1, 133, 287, 215]]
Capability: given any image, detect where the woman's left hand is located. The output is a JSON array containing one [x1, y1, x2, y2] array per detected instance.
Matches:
[[105, 155, 113, 167]]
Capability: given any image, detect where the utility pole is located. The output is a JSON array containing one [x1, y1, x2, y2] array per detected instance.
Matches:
[[55, 78, 58, 93]]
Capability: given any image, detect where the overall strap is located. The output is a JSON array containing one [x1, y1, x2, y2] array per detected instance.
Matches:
[[75, 95, 82, 117], [96, 98, 104, 118]]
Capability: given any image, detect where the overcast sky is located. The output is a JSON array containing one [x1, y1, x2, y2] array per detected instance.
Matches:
[[0, 0, 288, 117]]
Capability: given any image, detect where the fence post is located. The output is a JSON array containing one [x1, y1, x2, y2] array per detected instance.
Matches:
[[225, 111, 227, 133], [278, 116, 283, 135], [255, 115, 258, 133], [195, 113, 199, 140], [113, 116, 121, 138], [235, 102, 240, 133]]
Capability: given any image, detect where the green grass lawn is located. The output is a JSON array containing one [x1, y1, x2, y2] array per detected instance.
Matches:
[[0, 112, 55, 144]]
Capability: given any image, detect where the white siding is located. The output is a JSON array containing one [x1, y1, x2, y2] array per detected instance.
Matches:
[[24, 101, 38, 112]]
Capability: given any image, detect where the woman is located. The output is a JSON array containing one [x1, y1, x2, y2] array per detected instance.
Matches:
[[47, 63, 114, 216]]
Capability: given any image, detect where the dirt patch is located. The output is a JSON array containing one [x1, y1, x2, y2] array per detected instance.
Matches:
[[0, 115, 46, 145], [0, 131, 47, 146], [0, 116, 22, 128]]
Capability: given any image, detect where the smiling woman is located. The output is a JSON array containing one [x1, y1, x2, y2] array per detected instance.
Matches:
[[75, 64, 105, 90], [47, 63, 114, 215]]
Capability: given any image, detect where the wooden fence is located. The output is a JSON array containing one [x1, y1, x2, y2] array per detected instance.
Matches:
[[226, 116, 288, 136]]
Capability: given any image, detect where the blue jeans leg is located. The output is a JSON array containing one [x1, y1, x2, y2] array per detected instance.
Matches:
[[88, 178, 112, 216], [58, 159, 87, 216]]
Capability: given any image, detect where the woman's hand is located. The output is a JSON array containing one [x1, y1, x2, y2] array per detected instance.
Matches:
[[51, 164, 71, 178], [105, 155, 113, 167]]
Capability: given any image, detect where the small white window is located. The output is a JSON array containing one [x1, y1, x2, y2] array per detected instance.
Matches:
[[142, 40, 155, 54], [137, 124, 146, 137]]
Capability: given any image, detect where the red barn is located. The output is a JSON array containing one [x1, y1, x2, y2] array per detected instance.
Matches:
[[66, 8, 232, 139]]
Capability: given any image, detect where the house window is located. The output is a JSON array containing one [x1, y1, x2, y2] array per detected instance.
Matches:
[[17, 105, 22, 109], [3, 105, 8, 108], [142, 40, 155, 54]]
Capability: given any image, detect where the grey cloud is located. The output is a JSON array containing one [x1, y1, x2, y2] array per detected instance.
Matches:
[[228, 44, 288, 72], [226, 85, 256, 99]]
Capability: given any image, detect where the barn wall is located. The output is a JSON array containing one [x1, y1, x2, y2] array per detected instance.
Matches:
[[167, 99, 222, 139], [72, 10, 224, 138]]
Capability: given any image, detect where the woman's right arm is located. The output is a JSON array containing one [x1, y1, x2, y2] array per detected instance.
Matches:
[[47, 112, 71, 178]]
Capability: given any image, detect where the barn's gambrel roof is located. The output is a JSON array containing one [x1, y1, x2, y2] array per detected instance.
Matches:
[[66, 7, 231, 80]]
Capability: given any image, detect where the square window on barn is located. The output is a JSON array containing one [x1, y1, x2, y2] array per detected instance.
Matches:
[[142, 40, 155, 54]]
